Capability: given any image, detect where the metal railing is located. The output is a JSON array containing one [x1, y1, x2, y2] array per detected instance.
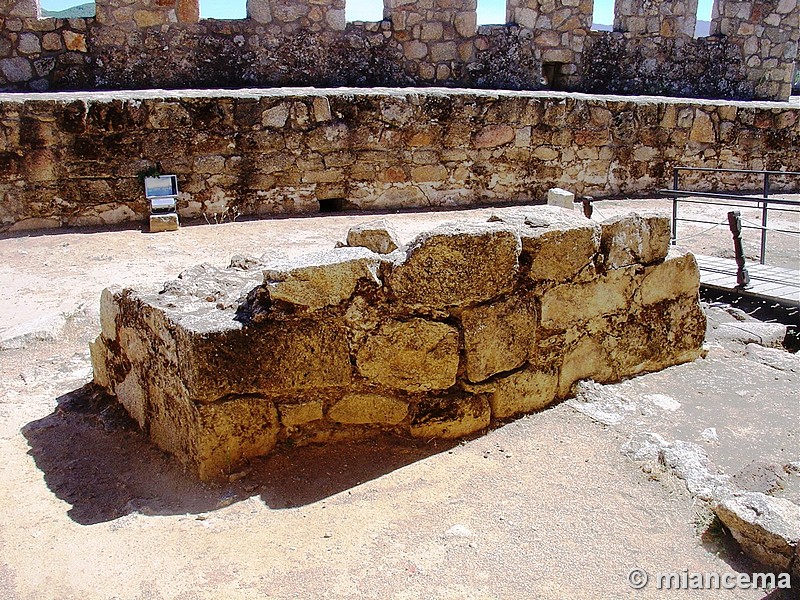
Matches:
[[658, 166, 800, 265]]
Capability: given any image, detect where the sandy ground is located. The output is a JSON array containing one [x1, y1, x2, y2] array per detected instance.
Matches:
[[0, 200, 798, 599]]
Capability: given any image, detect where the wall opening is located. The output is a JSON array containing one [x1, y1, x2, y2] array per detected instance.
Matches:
[[319, 198, 346, 212], [477, 0, 506, 25], [346, 0, 384, 22], [200, 0, 246, 20], [541, 62, 566, 90], [694, 0, 713, 37], [39, 0, 95, 18], [591, 0, 612, 31]]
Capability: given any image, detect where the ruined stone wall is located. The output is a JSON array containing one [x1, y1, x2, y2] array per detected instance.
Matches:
[[711, 0, 800, 101], [89, 207, 707, 480], [582, 0, 799, 100], [614, 0, 699, 38], [0, 0, 797, 100], [1, 88, 798, 232]]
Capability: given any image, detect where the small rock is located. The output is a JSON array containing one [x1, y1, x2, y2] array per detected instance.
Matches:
[[745, 344, 799, 372], [645, 393, 681, 412], [444, 524, 473, 538], [715, 322, 786, 348], [546, 187, 575, 210], [700, 427, 718, 443], [345, 219, 402, 255]]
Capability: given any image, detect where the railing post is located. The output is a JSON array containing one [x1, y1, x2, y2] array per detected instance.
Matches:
[[671, 167, 679, 245], [727, 210, 750, 288], [760, 172, 769, 265]]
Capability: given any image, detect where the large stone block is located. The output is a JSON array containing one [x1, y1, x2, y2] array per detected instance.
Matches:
[[356, 318, 459, 392], [387, 222, 521, 309], [485, 368, 559, 419], [489, 206, 600, 283], [609, 294, 707, 377], [540, 266, 637, 330], [638, 247, 700, 305], [328, 393, 409, 425], [600, 212, 671, 269], [193, 396, 280, 480], [263, 247, 384, 311], [715, 492, 800, 576], [409, 394, 491, 439], [461, 293, 538, 383], [178, 317, 353, 403], [557, 294, 706, 396]]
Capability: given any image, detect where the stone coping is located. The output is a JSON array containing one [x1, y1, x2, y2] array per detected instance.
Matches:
[[0, 87, 797, 109]]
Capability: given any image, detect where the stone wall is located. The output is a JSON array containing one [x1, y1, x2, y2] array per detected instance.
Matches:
[[89, 207, 707, 480], [1, 88, 798, 232], [0, 0, 797, 100]]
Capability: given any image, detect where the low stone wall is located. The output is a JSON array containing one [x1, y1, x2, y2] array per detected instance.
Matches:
[[0, 88, 798, 232], [90, 206, 707, 480]]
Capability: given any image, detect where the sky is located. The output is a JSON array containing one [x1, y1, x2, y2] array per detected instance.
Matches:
[[40, 0, 715, 28]]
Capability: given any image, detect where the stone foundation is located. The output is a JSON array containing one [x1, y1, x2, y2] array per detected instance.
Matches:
[[90, 206, 707, 481]]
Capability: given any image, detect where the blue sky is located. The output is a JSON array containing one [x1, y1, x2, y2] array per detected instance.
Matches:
[[41, 0, 714, 27]]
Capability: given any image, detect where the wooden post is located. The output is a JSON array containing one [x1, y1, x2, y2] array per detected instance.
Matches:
[[727, 210, 750, 288]]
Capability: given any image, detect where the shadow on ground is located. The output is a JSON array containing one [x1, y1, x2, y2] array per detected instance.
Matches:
[[22, 384, 454, 526]]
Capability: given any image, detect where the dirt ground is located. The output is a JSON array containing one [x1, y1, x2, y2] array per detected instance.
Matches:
[[0, 198, 798, 600]]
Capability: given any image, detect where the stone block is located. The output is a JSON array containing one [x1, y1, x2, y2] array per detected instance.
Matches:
[[461, 293, 538, 383], [409, 394, 491, 439], [328, 393, 409, 425], [345, 219, 402, 254], [279, 400, 324, 428], [387, 222, 521, 309], [558, 336, 614, 397], [63, 31, 87, 52], [600, 212, 671, 269], [104, 284, 354, 406], [193, 396, 280, 480], [474, 124, 515, 148], [150, 212, 179, 232], [263, 247, 384, 311], [487, 368, 559, 419], [540, 266, 637, 329], [715, 492, 800, 575], [0, 57, 32, 83], [356, 318, 459, 392], [546, 187, 575, 209], [638, 247, 700, 305], [607, 295, 707, 378], [454, 11, 477, 37], [489, 206, 600, 283]]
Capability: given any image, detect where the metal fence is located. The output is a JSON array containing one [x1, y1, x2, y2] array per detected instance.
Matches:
[[658, 166, 800, 265]]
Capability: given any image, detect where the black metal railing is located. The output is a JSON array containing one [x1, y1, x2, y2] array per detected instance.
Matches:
[[658, 167, 800, 265]]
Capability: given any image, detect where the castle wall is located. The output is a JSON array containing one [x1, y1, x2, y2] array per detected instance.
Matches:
[[0, 0, 797, 100], [0, 88, 797, 232]]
